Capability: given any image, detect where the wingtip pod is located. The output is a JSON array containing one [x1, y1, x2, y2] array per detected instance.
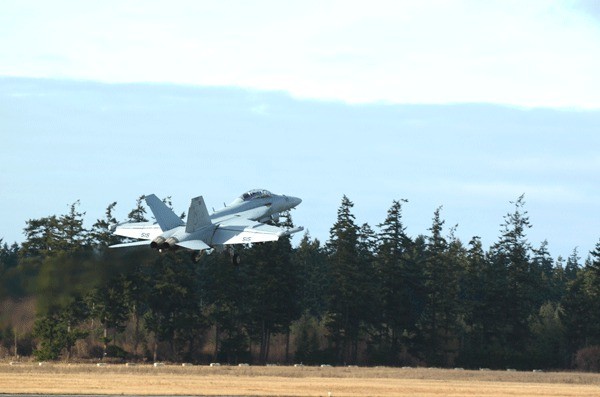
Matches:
[[109, 241, 152, 249], [283, 226, 304, 236], [108, 221, 123, 232]]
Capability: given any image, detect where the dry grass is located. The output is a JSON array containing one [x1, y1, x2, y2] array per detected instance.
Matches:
[[2, 363, 600, 396]]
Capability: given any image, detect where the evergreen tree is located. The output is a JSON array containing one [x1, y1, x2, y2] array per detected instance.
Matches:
[[528, 301, 566, 369], [32, 297, 88, 361], [488, 195, 536, 367], [293, 313, 322, 364], [127, 196, 148, 222], [586, 239, 600, 287], [443, 226, 468, 364], [0, 241, 21, 298], [0, 240, 18, 266], [87, 276, 130, 358], [21, 201, 89, 258], [200, 251, 251, 364], [373, 199, 418, 365], [458, 236, 489, 366], [121, 259, 150, 359], [326, 195, 370, 364], [90, 202, 120, 247], [57, 201, 89, 252], [531, 240, 556, 304], [244, 211, 301, 363], [144, 252, 208, 362], [20, 216, 61, 258], [552, 256, 567, 307], [59, 297, 90, 361], [293, 233, 329, 318], [561, 267, 590, 358], [419, 207, 462, 366], [18, 202, 97, 361], [565, 247, 581, 282], [32, 314, 66, 360], [581, 240, 600, 345]]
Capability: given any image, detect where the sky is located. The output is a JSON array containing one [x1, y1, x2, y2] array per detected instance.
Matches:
[[1, 1, 599, 259]]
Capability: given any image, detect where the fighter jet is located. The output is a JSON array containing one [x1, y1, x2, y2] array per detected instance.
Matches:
[[109, 189, 303, 264]]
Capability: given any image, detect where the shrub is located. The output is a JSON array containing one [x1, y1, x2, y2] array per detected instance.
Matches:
[[105, 344, 128, 359], [575, 346, 600, 372]]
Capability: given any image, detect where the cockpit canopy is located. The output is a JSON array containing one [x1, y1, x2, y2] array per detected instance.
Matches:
[[240, 189, 273, 201], [230, 189, 274, 205]]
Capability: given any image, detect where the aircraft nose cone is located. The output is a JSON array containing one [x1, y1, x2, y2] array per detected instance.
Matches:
[[291, 196, 302, 207]]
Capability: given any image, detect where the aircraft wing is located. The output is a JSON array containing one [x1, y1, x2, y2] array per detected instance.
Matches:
[[212, 217, 300, 245]]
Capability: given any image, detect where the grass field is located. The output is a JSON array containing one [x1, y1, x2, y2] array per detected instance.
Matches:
[[2, 362, 600, 396]]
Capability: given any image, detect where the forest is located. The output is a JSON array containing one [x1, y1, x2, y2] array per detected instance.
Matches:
[[1, 194, 600, 371]]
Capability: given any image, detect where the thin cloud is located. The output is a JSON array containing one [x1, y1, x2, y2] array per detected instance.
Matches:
[[1, 1, 600, 108]]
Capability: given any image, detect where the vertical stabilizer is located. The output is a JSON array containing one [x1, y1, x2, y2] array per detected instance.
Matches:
[[186, 196, 211, 233], [145, 194, 185, 231]]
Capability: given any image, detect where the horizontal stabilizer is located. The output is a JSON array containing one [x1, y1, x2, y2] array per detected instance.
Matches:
[[145, 194, 185, 231], [109, 241, 150, 249], [176, 239, 211, 251], [113, 222, 162, 240]]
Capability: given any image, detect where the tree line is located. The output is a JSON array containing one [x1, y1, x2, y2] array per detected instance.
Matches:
[[1, 194, 600, 370]]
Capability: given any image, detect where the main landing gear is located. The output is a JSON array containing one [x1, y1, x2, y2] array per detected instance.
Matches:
[[190, 248, 240, 265], [191, 251, 205, 263], [226, 246, 241, 265]]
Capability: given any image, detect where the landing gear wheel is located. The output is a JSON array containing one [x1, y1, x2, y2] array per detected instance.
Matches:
[[232, 253, 241, 266], [192, 251, 205, 263]]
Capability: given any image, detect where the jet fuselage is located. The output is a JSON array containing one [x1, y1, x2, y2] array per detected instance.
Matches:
[[111, 189, 302, 260]]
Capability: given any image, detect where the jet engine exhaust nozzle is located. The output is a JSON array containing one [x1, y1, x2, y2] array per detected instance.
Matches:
[[161, 237, 179, 250], [151, 236, 166, 250]]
